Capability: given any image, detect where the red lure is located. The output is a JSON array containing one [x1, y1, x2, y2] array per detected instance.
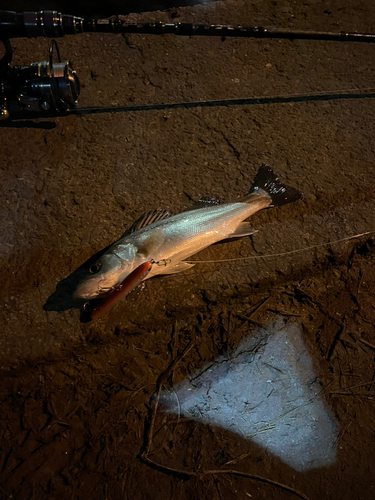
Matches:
[[86, 261, 153, 321]]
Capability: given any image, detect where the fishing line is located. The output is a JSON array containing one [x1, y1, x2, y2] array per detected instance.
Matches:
[[185, 231, 374, 265]]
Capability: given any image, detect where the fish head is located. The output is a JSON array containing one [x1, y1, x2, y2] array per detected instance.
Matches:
[[73, 243, 138, 300]]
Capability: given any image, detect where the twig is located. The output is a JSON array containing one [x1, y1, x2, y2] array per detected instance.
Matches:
[[336, 419, 353, 447], [244, 296, 271, 318], [133, 345, 157, 355], [0, 485, 10, 499], [330, 391, 375, 397], [141, 455, 310, 500], [357, 338, 375, 351], [169, 386, 182, 435], [126, 383, 157, 405], [200, 469, 310, 500], [267, 308, 302, 317], [144, 385, 163, 455], [237, 315, 264, 328], [141, 341, 193, 457], [141, 454, 195, 479], [330, 380, 375, 393], [327, 321, 346, 361], [157, 340, 194, 386]]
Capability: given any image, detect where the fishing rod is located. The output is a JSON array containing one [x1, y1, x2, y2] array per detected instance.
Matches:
[[1, 9, 375, 119], [2, 10, 375, 42]]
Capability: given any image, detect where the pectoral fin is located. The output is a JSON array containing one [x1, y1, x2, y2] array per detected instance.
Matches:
[[159, 262, 195, 275]]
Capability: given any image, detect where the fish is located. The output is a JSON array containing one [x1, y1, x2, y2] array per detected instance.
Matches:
[[73, 164, 301, 301]]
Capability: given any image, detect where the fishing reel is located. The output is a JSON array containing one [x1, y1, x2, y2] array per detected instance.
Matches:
[[0, 37, 80, 119]]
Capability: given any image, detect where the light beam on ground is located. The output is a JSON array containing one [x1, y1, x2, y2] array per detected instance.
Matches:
[[160, 318, 338, 472]]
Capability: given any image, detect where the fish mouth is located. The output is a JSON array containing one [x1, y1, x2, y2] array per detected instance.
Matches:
[[73, 287, 99, 300], [73, 280, 115, 300], [81, 261, 153, 321], [73, 265, 137, 300]]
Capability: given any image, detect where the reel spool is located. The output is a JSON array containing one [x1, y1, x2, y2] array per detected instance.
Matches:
[[0, 38, 80, 119]]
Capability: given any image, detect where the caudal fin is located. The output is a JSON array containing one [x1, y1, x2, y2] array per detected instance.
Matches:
[[248, 163, 301, 207]]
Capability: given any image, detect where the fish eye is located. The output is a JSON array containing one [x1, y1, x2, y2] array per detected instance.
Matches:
[[89, 263, 102, 274]]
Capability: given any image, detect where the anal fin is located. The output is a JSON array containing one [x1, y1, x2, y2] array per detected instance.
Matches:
[[226, 222, 257, 239]]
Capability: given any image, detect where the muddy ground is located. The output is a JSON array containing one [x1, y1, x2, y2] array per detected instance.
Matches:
[[1, 0, 375, 499]]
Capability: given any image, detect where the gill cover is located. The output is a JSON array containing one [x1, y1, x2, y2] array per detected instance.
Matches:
[[73, 243, 137, 300]]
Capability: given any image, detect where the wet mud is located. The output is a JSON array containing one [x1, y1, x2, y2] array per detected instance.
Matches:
[[1, 1, 375, 499]]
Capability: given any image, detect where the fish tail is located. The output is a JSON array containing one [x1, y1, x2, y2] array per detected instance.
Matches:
[[246, 163, 302, 207]]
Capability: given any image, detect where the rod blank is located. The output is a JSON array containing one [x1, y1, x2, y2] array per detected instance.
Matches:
[[1, 10, 375, 43]]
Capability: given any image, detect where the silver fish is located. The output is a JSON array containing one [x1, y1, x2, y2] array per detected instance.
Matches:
[[73, 164, 301, 300]]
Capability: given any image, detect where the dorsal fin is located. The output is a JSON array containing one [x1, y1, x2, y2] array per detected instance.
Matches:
[[187, 196, 224, 211], [131, 208, 172, 232], [122, 209, 171, 237]]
